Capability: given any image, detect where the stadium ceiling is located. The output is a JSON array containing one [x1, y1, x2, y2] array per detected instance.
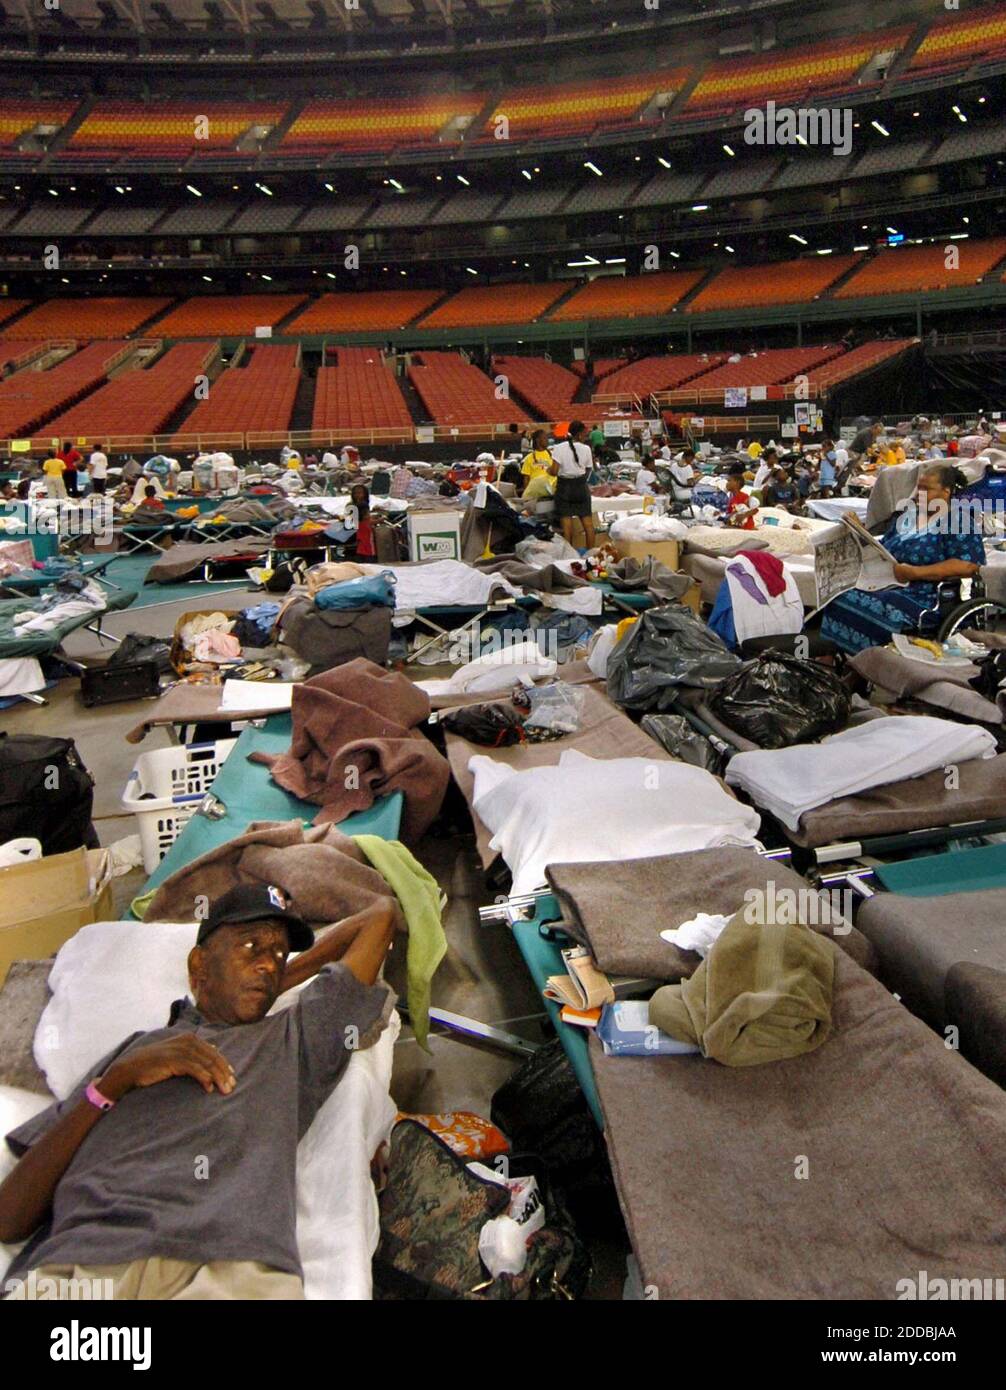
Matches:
[[8, 0, 791, 42]]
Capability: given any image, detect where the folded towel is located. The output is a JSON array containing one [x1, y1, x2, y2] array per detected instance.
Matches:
[[649, 916, 834, 1067]]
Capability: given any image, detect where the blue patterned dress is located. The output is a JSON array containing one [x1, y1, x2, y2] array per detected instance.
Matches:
[[820, 519, 985, 655]]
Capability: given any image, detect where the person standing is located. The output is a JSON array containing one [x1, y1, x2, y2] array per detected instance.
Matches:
[[550, 420, 596, 551], [42, 453, 67, 499], [59, 442, 84, 499], [88, 444, 109, 496]]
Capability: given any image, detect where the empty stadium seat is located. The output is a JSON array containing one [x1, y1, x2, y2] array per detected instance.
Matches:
[[285, 291, 442, 335], [688, 256, 861, 313], [283, 94, 485, 152], [595, 354, 729, 399], [0, 102, 75, 148], [44, 342, 216, 440], [910, 4, 1006, 72], [418, 282, 573, 330], [178, 344, 300, 436], [0, 341, 131, 438], [492, 356, 582, 421], [408, 351, 531, 427], [70, 102, 287, 156], [482, 69, 686, 141], [678, 346, 844, 392], [549, 270, 704, 322], [835, 238, 1006, 298], [152, 296, 308, 338], [312, 348, 413, 434], [686, 26, 912, 113], [10, 297, 172, 340]]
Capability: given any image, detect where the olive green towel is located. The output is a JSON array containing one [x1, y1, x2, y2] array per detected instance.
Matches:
[[649, 916, 834, 1067], [353, 835, 446, 1052]]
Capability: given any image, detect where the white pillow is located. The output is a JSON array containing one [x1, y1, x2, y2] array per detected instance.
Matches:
[[448, 638, 557, 695], [470, 750, 762, 895], [31, 920, 398, 1300]]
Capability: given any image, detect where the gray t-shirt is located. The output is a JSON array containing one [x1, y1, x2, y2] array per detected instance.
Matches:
[[4, 963, 390, 1282]]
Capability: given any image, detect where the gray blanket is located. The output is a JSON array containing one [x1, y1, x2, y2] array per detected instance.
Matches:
[[850, 647, 1001, 725], [593, 943, 1006, 1298], [605, 555, 691, 604], [857, 885, 1006, 1029], [791, 753, 1006, 848], [865, 461, 925, 528], [146, 537, 270, 584], [546, 848, 876, 981]]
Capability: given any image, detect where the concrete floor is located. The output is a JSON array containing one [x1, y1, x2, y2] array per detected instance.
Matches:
[[3, 583, 629, 1295]]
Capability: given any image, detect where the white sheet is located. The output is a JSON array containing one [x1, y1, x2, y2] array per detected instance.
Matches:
[[723, 554, 804, 646], [726, 716, 997, 832], [27, 920, 398, 1300], [470, 750, 762, 895], [805, 497, 870, 522], [219, 679, 295, 713], [0, 658, 45, 698], [360, 560, 520, 618]]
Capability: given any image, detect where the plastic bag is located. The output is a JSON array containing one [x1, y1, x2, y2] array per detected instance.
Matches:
[[441, 702, 526, 747], [706, 650, 852, 749], [519, 681, 586, 736], [640, 713, 728, 773], [607, 606, 742, 712], [107, 632, 172, 673]]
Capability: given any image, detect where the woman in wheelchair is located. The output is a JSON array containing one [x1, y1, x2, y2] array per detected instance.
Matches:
[[821, 464, 986, 655]]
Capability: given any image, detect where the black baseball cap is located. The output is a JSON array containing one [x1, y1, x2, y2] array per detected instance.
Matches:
[[197, 884, 314, 952]]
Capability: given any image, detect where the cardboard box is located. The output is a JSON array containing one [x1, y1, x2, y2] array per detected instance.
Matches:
[[409, 511, 462, 563], [614, 538, 681, 571], [679, 579, 702, 615], [0, 847, 113, 986]]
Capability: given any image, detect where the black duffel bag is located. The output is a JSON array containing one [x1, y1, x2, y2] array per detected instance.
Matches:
[[706, 649, 852, 749], [0, 732, 96, 854]]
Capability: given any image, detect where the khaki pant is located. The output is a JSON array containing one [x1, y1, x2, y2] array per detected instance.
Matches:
[[45, 477, 67, 499], [12, 1258, 304, 1301]]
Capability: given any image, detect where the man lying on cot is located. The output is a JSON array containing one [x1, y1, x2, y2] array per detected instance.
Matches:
[[0, 883, 396, 1301]]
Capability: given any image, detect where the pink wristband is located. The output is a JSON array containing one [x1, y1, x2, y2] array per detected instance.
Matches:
[[85, 1080, 115, 1113]]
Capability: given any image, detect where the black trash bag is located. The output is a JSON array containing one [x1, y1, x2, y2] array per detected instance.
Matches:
[[606, 604, 742, 712], [707, 650, 852, 749], [640, 713, 726, 773], [106, 632, 172, 674], [440, 702, 526, 747], [0, 732, 95, 854]]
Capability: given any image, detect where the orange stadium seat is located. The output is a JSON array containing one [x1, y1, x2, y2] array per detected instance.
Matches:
[[682, 346, 844, 391], [70, 102, 287, 154], [0, 341, 130, 439], [178, 344, 300, 435], [44, 342, 215, 440], [418, 282, 572, 330], [0, 302, 32, 330], [548, 270, 704, 322], [483, 69, 687, 141], [686, 27, 912, 113], [492, 355, 582, 421], [834, 238, 1006, 298], [312, 348, 413, 433], [0, 341, 51, 374], [408, 351, 531, 428], [283, 94, 485, 151], [803, 339, 918, 390], [910, 4, 1006, 72], [0, 102, 75, 148], [596, 354, 729, 399], [151, 296, 307, 338], [284, 290, 443, 334], [10, 297, 172, 340], [688, 255, 862, 312]]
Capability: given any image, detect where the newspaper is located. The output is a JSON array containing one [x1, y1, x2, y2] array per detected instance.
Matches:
[[810, 513, 906, 614]]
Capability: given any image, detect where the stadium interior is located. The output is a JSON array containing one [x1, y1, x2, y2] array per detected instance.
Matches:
[[2, 0, 1006, 1324]]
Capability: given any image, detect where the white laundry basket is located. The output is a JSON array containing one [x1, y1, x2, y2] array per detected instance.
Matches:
[[122, 739, 238, 873]]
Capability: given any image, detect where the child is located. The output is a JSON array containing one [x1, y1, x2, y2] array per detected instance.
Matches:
[[724, 470, 757, 529], [349, 482, 376, 559], [142, 485, 165, 510]]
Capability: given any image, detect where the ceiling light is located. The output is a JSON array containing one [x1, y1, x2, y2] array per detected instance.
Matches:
[[466, 266, 478, 275], [584, 162, 603, 177], [186, 185, 202, 197], [48, 188, 58, 197], [886, 226, 899, 235], [114, 185, 125, 195], [949, 232, 969, 240], [457, 174, 470, 185], [202, 275, 213, 282], [326, 272, 336, 279], [521, 169, 532, 180], [388, 178, 404, 192], [816, 249, 834, 255], [853, 244, 870, 251], [324, 182, 334, 192], [871, 121, 890, 137], [261, 274, 272, 281], [668, 250, 680, 259], [789, 233, 808, 245], [257, 183, 273, 196], [723, 144, 735, 157], [691, 204, 708, 212], [724, 245, 735, 253], [953, 105, 968, 123], [658, 157, 671, 169], [605, 257, 626, 265], [568, 256, 601, 267]]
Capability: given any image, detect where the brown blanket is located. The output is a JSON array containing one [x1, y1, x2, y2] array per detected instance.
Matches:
[[791, 753, 1006, 848], [546, 848, 877, 981], [146, 537, 270, 584], [594, 943, 1006, 1298], [445, 684, 672, 867], [249, 658, 449, 842], [145, 819, 406, 933]]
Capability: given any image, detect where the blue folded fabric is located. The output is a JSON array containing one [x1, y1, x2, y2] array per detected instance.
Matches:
[[314, 572, 397, 611]]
